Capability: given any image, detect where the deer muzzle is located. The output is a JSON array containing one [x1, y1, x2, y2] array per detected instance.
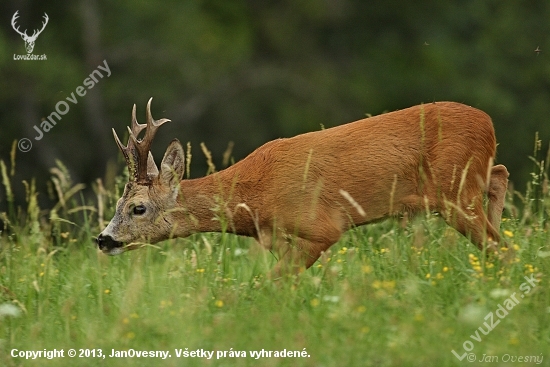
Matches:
[[96, 234, 124, 255]]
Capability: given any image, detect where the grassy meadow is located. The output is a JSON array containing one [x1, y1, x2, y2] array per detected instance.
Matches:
[[0, 142, 549, 367]]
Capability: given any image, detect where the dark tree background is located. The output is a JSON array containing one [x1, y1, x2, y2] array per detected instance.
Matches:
[[1, 0, 549, 207]]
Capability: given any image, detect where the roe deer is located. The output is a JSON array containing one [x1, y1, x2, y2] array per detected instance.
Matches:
[[97, 99, 509, 276]]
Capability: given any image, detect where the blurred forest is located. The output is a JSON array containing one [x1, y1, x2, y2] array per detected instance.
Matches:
[[1, 0, 550, 208]]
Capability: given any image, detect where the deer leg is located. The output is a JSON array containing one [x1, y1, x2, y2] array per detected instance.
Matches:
[[487, 164, 509, 231], [444, 197, 500, 254], [268, 236, 330, 279], [448, 165, 509, 253]]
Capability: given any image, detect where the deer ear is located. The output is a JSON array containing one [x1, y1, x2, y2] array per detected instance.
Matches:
[[159, 139, 185, 187]]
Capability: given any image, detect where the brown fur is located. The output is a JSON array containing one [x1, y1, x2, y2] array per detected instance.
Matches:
[[99, 101, 509, 276]]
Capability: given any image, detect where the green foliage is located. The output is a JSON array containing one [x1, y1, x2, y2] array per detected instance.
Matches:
[[0, 152, 549, 366]]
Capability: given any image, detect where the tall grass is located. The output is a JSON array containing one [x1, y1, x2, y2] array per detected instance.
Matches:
[[0, 140, 549, 367]]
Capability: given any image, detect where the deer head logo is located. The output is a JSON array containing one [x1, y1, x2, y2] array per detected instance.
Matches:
[[11, 11, 49, 54]]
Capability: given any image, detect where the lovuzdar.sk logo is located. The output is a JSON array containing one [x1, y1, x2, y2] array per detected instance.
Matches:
[[12, 10, 48, 61]]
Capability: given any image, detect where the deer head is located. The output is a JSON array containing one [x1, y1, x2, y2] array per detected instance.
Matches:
[[97, 98, 186, 255], [11, 11, 49, 54]]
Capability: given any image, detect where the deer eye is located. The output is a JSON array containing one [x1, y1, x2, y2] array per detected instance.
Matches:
[[133, 205, 146, 215]]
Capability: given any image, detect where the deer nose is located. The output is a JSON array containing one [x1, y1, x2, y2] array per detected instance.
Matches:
[[96, 234, 122, 251]]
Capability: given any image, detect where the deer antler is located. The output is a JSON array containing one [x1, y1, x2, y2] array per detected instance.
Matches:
[[11, 11, 48, 40], [112, 98, 170, 184], [11, 11, 27, 38], [29, 13, 49, 41]]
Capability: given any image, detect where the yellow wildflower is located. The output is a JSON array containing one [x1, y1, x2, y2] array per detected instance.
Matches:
[[362, 265, 373, 274], [160, 300, 173, 308]]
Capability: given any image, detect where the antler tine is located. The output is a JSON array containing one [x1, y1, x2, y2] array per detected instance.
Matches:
[[112, 127, 138, 181], [129, 104, 147, 139], [133, 98, 171, 182], [42, 13, 49, 26]]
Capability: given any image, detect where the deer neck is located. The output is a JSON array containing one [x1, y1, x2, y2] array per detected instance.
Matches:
[[175, 170, 257, 237]]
